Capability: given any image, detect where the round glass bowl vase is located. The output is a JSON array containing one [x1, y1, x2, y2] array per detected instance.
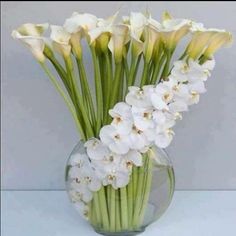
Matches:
[[65, 141, 175, 236]]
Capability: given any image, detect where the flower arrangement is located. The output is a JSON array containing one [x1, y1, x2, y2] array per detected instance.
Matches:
[[12, 10, 232, 235]]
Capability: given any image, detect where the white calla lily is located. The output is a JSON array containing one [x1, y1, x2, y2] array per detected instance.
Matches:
[[108, 24, 129, 63], [129, 12, 147, 56], [64, 12, 97, 34], [50, 25, 71, 57], [12, 23, 48, 62], [88, 12, 118, 44]]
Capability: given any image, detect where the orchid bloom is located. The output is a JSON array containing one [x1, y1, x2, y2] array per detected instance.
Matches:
[[12, 23, 48, 62], [150, 82, 175, 111], [93, 152, 130, 189], [126, 85, 154, 108], [155, 119, 175, 148], [99, 125, 130, 154], [84, 138, 110, 160], [109, 102, 133, 135], [131, 106, 155, 131], [50, 25, 71, 57]]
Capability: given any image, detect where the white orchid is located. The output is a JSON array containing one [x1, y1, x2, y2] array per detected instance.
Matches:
[[109, 102, 133, 135], [170, 59, 208, 83], [126, 86, 154, 108], [93, 152, 130, 189], [11, 23, 48, 62], [128, 125, 150, 150], [155, 119, 175, 148], [123, 150, 143, 168], [84, 138, 110, 160], [131, 106, 155, 131], [50, 25, 71, 57], [69, 152, 90, 167], [99, 125, 130, 154], [70, 180, 93, 202], [73, 201, 89, 219], [150, 82, 174, 110]]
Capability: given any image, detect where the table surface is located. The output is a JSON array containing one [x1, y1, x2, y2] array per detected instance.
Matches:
[[1, 190, 236, 236]]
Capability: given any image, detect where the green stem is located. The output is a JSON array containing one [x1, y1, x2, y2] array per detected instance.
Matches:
[[104, 51, 112, 124], [98, 187, 110, 231], [127, 57, 136, 87], [140, 60, 149, 87], [115, 190, 121, 232], [127, 175, 133, 229], [40, 63, 85, 140], [64, 57, 94, 138], [139, 152, 153, 225], [120, 187, 128, 230], [151, 54, 166, 84], [76, 58, 96, 128], [132, 154, 147, 227], [90, 46, 104, 136], [109, 63, 122, 109], [93, 192, 102, 228], [109, 186, 116, 232]]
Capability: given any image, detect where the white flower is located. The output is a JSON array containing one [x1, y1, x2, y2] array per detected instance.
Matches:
[[12, 23, 48, 62], [70, 181, 93, 202], [84, 138, 110, 160], [108, 24, 129, 63], [129, 12, 147, 56], [155, 120, 175, 148], [128, 125, 150, 150], [93, 152, 130, 189], [150, 82, 174, 110], [88, 12, 118, 43], [143, 24, 161, 62], [73, 201, 89, 219], [64, 12, 97, 34], [126, 86, 154, 108], [202, 57, 215, 72], [109, 102, 133, 135], [131, 107, 155, 131], [170, 59, 208, 82], [69, 153, 90, 167], [100, 125, 130, 154], [149, 13, 191, 49], [50, 25, 71, 57], [123, 149, 143, 169]]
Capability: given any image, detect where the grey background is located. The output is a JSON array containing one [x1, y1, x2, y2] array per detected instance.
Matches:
[[2, 1, 236, 190]]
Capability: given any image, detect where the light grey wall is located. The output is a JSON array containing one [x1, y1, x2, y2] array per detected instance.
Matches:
[[2, 1, 236, 190]]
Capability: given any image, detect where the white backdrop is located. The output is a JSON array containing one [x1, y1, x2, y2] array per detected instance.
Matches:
[[2, 1, 236, 190]]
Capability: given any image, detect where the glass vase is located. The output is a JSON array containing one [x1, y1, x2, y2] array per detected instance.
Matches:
[[65, 141, 175, 236]]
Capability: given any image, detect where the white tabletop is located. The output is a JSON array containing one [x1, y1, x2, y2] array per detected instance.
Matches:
[[2, 190, 236, 236]]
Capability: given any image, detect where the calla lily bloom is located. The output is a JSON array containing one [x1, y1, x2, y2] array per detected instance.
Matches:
[[50, 25, 71, 57], [11, 23, 48, 62]]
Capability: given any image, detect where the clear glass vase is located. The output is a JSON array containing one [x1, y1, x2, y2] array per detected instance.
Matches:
[[65, 141, 175, 236]]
